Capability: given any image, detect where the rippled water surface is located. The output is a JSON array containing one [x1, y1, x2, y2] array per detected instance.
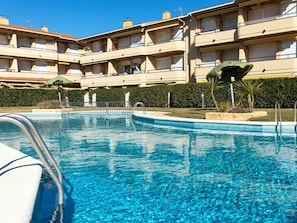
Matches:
[[1, 114, 297, 222]]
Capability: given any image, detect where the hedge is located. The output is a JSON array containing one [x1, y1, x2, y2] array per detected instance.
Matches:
[[0, 78, 296, 109]]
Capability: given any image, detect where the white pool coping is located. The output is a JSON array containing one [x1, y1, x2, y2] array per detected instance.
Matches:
[[133, 111, 297, 135], [0, 143, 43, 223]]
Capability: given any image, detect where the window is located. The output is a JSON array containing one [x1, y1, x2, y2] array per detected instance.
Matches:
[[222, 48, 239, 61], [58, 42, 66, 54], [36, 61, 47, 73], [155, 29, 171, 43], [201, 51, 216, 67], [172, 55, 183, 70], [249, 42, 276, 61], [118, 37, 130, 49], [35, 39, 47, 50], [248, 4, 278, 22], [92, 41, 101, 52], [70, 64, 80, 75], [155, 57, 171, 71], [281, 39, 297, 59], [131, 34, 141, 47], [222, 14, 237, 30], [0, 34, 8, 45], [18, 61, 32, 72], [0, 59, 9, 71], [68, 44, 79, 55], [281, 1, 297, 17], [18, 37, 31, 48], [172, 27, 183, 40], [201, 17, 216, 33]]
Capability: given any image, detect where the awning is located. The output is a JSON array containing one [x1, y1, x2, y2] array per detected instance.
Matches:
[[44, 76, 73, 86]]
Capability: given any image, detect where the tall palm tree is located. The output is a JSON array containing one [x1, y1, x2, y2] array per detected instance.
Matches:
[[234, 80, 263, 112], [206, 77, 223, 112]]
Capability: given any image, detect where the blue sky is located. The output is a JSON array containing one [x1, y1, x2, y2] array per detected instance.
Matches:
[[1, 0, 230, 38]]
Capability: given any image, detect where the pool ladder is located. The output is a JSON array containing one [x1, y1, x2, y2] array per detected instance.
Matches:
[[132, 101, 146, 114], [0, 114, 64, 222], [275, 101, 282, 134], [294, 101, 297, 134]]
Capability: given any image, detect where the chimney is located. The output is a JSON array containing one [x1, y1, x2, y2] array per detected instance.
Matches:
[[162, 10, 171, 20], [41, 24, 48, 32], [123, 18, 133, 28], [0, 15, 9, 25]]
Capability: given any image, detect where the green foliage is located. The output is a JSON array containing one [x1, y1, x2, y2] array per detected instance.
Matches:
[[0, 78, 296, 109], [219, 101, 231, 112], [37, 100, 61, 109], [0, 88, 61, 106], [234, 79, 263, 112]]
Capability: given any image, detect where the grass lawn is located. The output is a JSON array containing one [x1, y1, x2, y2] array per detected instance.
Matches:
[[145, 107, 296, 122], [0, 106, 295, 122]]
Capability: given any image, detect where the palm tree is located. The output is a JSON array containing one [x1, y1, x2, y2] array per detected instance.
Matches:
[[206, 77, 223, 112], [234, 80, 263, 112]]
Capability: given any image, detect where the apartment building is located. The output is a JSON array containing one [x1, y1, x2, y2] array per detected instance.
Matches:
[[79, 11, 188, 89], [0, 0, 296, 89], [191, 0, 297, 82], [0, 16, 82, 88]]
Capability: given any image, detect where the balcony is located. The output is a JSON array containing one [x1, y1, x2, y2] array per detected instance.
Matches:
[[58, 53, 80, 63], [80, 40, 186, 65], [0, 45, 58, 60], [195, 29, 237, 47], [194, 66, 214, 82], [0, 69, 57, 83], [238, 15, 297, 40], [81, 45, 146, 65], [145, 40, 186, 56], [81, 73, 142, 88], [0, 70, 82, 84], [194, 57, 297, 81], [145, 69, 186, 85], [245, 57, 297, 79], [81, 69, 187, 88]]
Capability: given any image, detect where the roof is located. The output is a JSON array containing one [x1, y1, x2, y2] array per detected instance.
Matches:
[[80, 15, 187, 41], [0, 23, 78, 41]]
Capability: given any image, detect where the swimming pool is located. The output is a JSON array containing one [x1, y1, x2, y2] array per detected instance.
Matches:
[[1, 112, 297, 222]]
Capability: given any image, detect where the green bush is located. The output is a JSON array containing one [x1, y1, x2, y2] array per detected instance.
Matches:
[[0, 77, 296, 109], [37, 100, 61, 109]]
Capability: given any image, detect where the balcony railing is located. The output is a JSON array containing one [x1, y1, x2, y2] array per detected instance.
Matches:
[[81, 68, 186, 88], [238, 12, 297, 26]]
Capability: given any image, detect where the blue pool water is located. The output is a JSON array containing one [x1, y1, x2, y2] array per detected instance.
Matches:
[[1, 113, 297, 222]]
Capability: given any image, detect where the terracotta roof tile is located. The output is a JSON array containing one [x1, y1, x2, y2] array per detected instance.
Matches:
[[0, 23, 78, 40]]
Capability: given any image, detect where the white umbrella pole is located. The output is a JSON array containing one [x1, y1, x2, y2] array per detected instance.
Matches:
[[58, 91, 62, 108], [230, 83, 234, 108]]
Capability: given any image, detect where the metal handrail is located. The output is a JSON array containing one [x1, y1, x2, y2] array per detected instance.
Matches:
[[275, 101, 282, 134], [0, 114, 64, 216], [294, 101, 297, 133], [132, 102, 146, 114]]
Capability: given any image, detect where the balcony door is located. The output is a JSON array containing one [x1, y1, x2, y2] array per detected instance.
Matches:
[[0, 59, 9, 71], [155, 57, 171, 71], [281, 1, 297, 17], [0, 34, 8, 45], [35, 39, 47, 50], [36, 61, 47, 73], [281, 39, 297, 59]]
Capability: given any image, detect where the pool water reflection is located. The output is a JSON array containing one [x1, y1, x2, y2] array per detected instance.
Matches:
[[1, 114, 297, 222]]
